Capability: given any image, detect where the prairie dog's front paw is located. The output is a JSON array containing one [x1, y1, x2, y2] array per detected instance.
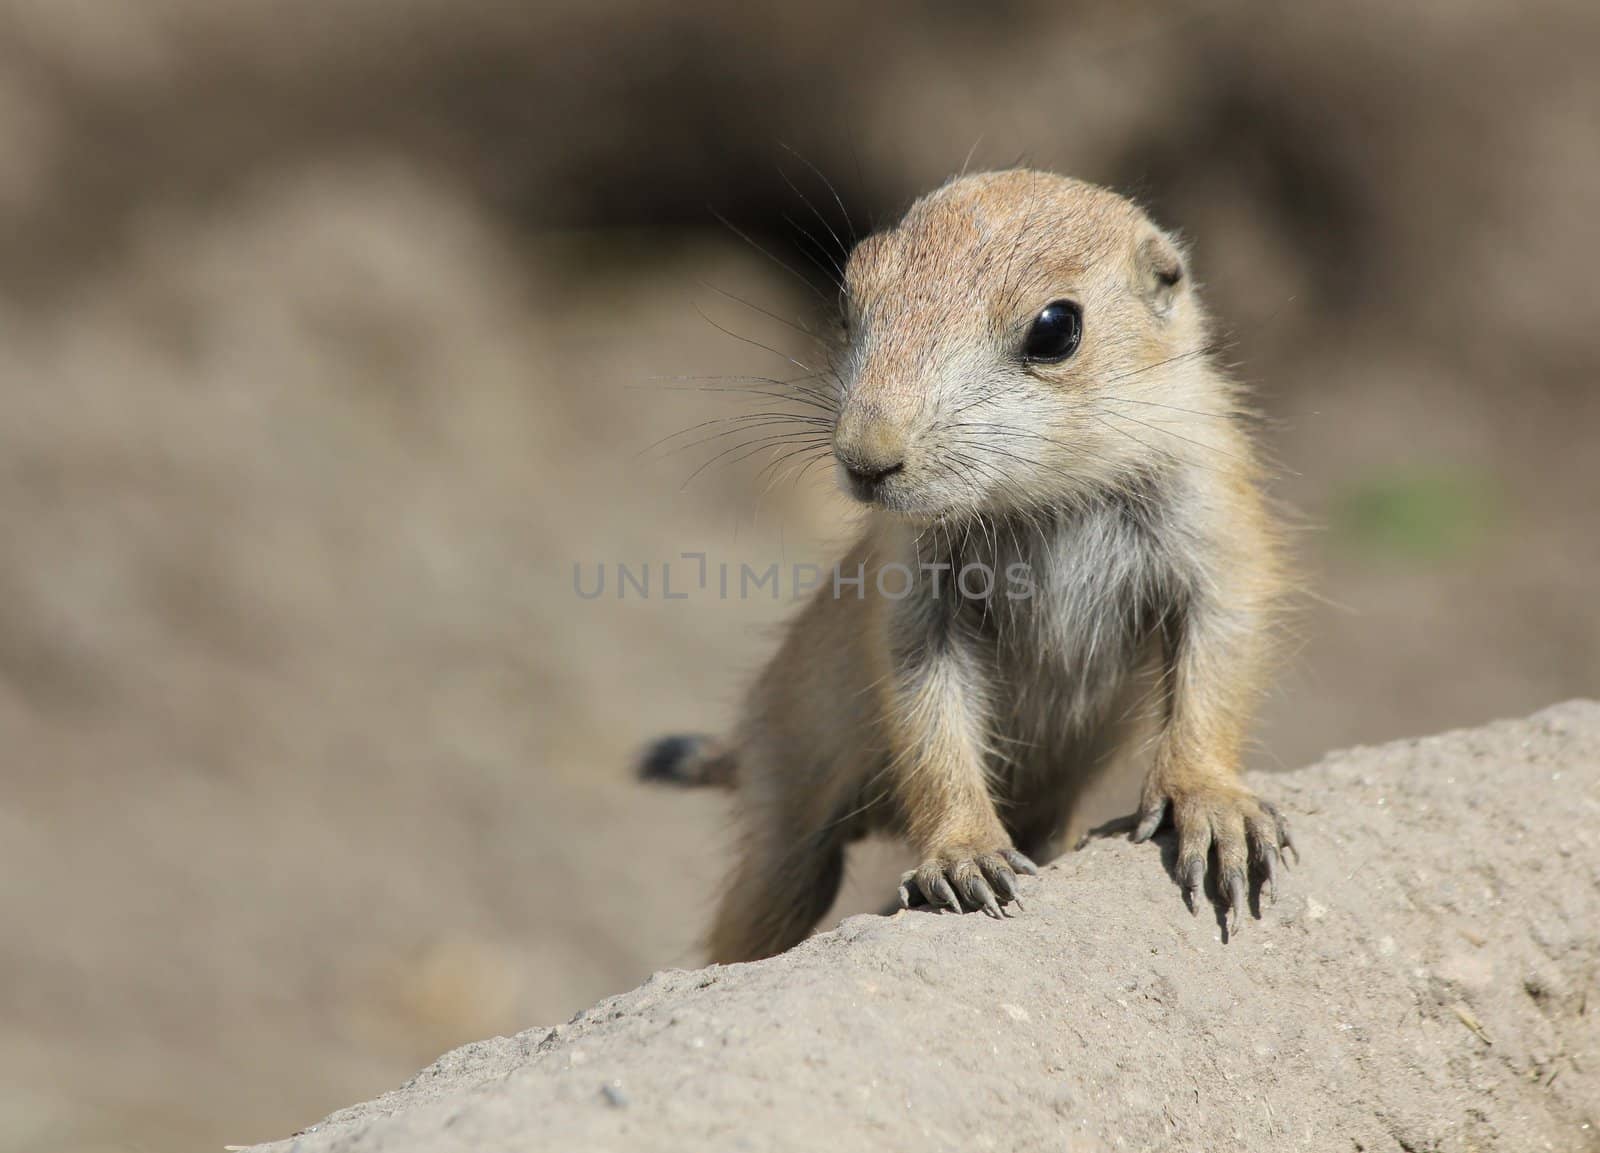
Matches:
[[1132, 775, 1295, 929], [898, 845, 1038, 918]]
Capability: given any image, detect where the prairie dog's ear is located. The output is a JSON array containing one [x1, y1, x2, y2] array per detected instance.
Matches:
[[1133, 227, 1186, 318]]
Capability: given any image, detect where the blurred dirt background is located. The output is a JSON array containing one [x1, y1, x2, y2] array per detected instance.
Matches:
[[0, 2, 1596, 1151]]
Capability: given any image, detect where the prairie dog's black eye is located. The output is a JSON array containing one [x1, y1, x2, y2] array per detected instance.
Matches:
[[1022, 300, 1083, 363]]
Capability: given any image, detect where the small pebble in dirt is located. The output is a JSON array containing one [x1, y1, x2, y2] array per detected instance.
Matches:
[[600, 1081, 629, 1108]]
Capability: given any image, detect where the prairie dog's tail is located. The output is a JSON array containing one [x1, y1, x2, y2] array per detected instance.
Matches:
[[636, 734, 737, 789]]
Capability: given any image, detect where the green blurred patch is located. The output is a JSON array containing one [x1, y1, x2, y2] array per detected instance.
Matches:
[[1331, 467, 1501, 562]]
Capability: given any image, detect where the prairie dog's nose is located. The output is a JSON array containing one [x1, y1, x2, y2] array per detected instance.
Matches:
[[835, 402, 909, 500], [842, 455, 904, 486], [834, 440, 906, 501], [842, 456, 904, 482]]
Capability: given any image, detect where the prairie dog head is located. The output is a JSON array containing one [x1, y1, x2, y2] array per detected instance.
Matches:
[[832, 170, 1214, 518]]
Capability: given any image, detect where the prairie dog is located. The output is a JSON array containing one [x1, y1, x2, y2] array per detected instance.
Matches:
[[644, 170, 1291, 963]]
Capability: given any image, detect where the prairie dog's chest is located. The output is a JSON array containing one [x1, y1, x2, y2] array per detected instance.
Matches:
[[950, 506, 1166, 738]]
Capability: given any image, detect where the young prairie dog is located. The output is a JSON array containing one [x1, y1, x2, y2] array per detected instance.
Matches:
[[642, 170, 1292, 964]]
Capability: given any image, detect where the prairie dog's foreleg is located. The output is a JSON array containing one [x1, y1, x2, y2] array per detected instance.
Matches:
[[887, 621, 1037, 917], [1132, 565, 1293, 928]]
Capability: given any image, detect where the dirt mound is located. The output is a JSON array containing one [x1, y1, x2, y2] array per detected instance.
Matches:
[[249, 703, 1600, 1152]]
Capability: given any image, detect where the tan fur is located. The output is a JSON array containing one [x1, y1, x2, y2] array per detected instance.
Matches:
[[685, 171, 1291, 963]]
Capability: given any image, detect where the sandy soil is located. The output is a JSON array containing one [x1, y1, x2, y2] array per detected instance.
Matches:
[[247, 703, 1600, 1153]]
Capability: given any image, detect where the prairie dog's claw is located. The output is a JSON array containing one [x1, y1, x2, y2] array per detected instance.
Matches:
[[1001, 849, 1040, 876], [1131, 799, 1168, 843], [1136, 782, 1295, 933], [1225, 872, 1248, 933], [904, 847, 1032, 917]]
